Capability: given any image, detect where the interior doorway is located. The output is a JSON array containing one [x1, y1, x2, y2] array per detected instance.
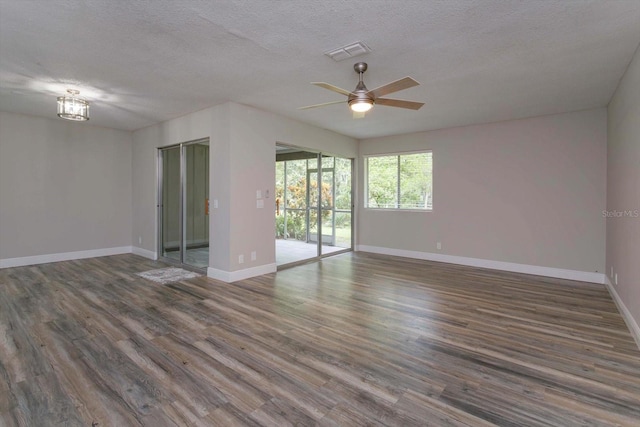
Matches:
[[158, 138, 210, 270], [275, 144, 353, 267]]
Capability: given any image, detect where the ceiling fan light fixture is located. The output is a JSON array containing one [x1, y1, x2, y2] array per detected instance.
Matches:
[[349, 98, 373, 112], [57, 89, 89, 121]]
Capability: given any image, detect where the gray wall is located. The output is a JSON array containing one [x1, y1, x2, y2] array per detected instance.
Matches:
[[0, 94, 624, 299], [226, 103, 357, 272], [132, 104, 230, 268], [358, 108, 607, 274], [0, 112, 132, 260], [607, 44, 640, 330], [131, 102, 357, 275]]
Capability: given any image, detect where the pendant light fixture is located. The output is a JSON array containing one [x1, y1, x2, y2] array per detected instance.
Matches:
[[57, 89, 89, 121]]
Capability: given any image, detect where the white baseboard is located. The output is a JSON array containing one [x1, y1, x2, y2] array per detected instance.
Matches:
[[208, 263, 277, 283], [132, 246, 158, 260], [604, 276, 640, 351], [356, 245, 605, 284], [0, 246, 132, 269]]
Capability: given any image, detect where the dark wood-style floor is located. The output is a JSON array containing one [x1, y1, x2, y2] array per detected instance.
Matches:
[[1, 253, 639, 426]]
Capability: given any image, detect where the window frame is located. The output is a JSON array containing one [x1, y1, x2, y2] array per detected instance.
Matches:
[[364, 150, 433, 212]]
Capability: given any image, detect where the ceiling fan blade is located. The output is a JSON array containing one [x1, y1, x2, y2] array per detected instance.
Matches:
[[298, 100, 345, 110], [311, 82, 353, 96], [367, 77, 420, 99], [375, 98, 424, 110]]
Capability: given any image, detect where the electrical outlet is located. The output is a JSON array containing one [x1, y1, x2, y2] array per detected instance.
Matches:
[[138, 236, 142, 245], [251, 251, 256, 261], [611, 266, 614, 277], [239, 254, 244, 264], [436, 242, 442, 250]]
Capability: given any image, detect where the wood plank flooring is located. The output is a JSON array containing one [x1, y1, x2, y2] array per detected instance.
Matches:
[[1, 252, 639, 426]]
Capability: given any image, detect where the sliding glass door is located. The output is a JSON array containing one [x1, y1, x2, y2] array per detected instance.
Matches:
[[160, 146, 181, 264], [330, 156, 353, 250], [275, 144, 353, 267], [158, 139, 210, 269]]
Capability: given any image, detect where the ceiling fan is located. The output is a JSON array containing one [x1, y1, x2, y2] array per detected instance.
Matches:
[[299, 62, 424, 117]]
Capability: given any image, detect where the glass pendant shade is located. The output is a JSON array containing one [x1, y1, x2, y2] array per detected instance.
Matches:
[[57, 89, 89, 121], [349, 99, 373, 112]]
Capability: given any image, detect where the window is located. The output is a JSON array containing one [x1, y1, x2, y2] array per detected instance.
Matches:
[[365, 151, 432, 210]]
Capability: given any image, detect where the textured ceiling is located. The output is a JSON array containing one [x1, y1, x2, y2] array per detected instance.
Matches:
[[1, 0, 639, 139]]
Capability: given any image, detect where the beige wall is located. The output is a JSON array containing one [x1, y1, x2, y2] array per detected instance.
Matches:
[[607, 44, 640, 329], [358, 109, 607, 274], [131, 102, 357, 276], [0, 112, 132, 260]]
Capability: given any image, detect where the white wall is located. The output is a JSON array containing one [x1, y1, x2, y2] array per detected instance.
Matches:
[[607, 43, 640, 340], [358, 109, 607, 277], [0, 112, 132, 265], [131, 102, 357, 280]]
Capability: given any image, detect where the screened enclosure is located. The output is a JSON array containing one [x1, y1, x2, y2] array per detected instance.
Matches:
[[275, 145, 353, 266]]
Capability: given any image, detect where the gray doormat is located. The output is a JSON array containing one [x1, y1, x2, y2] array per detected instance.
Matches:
[[137, 267, 201, 284]]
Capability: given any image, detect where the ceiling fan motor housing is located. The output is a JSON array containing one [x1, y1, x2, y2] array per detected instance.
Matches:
[[348, 92, 374, 108]]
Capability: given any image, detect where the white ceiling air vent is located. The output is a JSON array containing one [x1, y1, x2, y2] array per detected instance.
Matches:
[[325, 42, 371, 62]]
